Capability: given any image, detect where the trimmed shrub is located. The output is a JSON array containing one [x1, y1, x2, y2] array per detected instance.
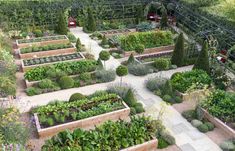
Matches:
[[171, 33, 186, 67], [124, 89, 137, 107], [162, 94, 172, 102], [69, 93, 86, 102], [161, 80, 173, 96], [182, 110, 196, 122], [33, 29, 43, 37], [26, 87, 42, 96], [158, 138, 169, 149], [56, 11, 68, 35], [79, 72, 92, 82], [116, 65, 128, 83], [38, 79, 54, 89], [204, 122, 215, 131], [135, 44, 145, 54], [154, 89, 162, 96], [154, 58, 170, 70], [191, 119, 203, 128], [198, 124, 209, 133], [85, 7, 96, 32], [193, 41, 210, 74], [127, 53, 135, 64], [95, 69, 116, 82], [174, 96, 183, 103], [220, 140, 235, 151], [160, 130, 176, 145], [76, 38, 82, 51], [134, 103, 145, 113], [128, 63, 151, 76], [58, 76, 74, 89]]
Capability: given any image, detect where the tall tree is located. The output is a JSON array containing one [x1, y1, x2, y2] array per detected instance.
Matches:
[[160, 9, 168, 29], [171, 33, 186, 67], [86, 8, 96, 32], [56, 11, 68, 35], [193, 41, 210, 74]]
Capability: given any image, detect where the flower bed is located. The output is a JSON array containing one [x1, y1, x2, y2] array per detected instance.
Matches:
[[24, 60, 97, 81], [19, 43, 76, 59], [33, 93, 130, 137], [119, 30, 174, 52], [200, 90, 235, 133], [41, 116, 158, 150], [21, 53, 84, 72], [16, 35, 69, 48], [170, 70, 212, 93]]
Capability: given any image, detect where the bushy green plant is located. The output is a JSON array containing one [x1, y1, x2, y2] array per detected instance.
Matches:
[[162, 94, 172, 103], [159, 130, 176, 145], [127, 53, 135, 64], [47, 118, 54, 126], [128, 63, 151, 76], [119, 30, 173, 51], [135, 44, 145, 54], [116, 65, 128, 84], [174, 96, 183, 103], [99, 51, 110, 69], [85, 8, 96, 32], [170, 69, 212, 93], [69, 93, 86, 102], [197, 124, 209, 133], [220, 140, 235, 151], [26, 87, 42, 96], [76, 38, 82, 51], [58, 76, 74, 89], [154, 58, 170, 70], [124, 89, 137, 107], [95, 69, 116, 82], [33, 29, 43, 37], [191, 119, 203, 128], [67, 33, 77, 43], [134, 103, 145, 113], [38, 79, 55, 89], [130, 107, 136, 115], [201, 90, 235, 122], [146, 77, 167, 91], [204, 122, 215, 131], [182, 110, 196, 122], [79, 72, 92, 82], [55, 11, 68, 35]]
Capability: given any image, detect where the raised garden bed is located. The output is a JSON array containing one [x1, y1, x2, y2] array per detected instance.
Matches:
[[41, 116, 159, 150], [33, 94, 130, 137], [16, 35, 69, 49], [21, 53, 84, 72], [99, 28, 134, 38], [19, 43, 76, 59], [176, 89, 210, 103]]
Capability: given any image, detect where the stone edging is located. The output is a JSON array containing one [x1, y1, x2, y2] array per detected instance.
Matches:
[[120, 138, 158, 151], [34, 101, 130, 138], [176, 89, 208, 102], [201, 108, 235, 138]]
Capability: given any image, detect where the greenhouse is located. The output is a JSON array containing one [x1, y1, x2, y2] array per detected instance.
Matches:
[[0, 0, 234, 151]]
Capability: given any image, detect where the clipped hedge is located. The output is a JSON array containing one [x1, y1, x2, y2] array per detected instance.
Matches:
[[119, 30, 173, 51], [24, 60, 97, 81]]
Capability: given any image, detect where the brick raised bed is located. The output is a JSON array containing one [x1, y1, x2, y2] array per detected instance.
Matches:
[[176, 89, 209, 103], [19, 47, 76, 59], [201, 108, 235, 138], [16, 35, 69, 49], [124, 45, 174, 57], [120, 138, 158, 151], [34, 101, 130, 138], [21, 53, 85, 72]]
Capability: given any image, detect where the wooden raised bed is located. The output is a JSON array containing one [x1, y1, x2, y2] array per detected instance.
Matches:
[[124, 45, 175, 57], [120, 138, 158, 151], [19, 46, 76, 59], [201, 108, 235, 138], [16, 35, 69, 49], [21, 53, 85, 72], [100, 29, 135, 38], [34, 101, 130, 138], [176, 89, 209, 103]]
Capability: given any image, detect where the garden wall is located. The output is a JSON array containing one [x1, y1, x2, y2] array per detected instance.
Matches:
[[34, 101, 130, 138], [176, 89, 209, 103], [19, 47, 76, 59], [124, 45, 174, 57], [16, 38, 69, 49], [201, 108, 235, 138], [21, 56, 84, 72], [120, 138, 158, 151]]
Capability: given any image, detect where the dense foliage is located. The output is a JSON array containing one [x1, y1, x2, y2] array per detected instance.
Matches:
[[201, 90, 235, 123], [33, 93, 125, 128], [18, 35, 66, 44], [42, 116, 158, 150], [170, 70, 212, 93], [24, 60, 97, 81], [119, 31, 173, 51]]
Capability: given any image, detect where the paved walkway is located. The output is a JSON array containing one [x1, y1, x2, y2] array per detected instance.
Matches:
[[13, 27, 221, 151]]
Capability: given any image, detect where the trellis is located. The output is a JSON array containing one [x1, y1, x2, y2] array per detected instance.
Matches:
[[172, 1, 235, 50]]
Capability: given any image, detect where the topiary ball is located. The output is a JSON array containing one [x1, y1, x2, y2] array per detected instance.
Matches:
[[162, 95, 172, 103], [174, 96, 183, 103], [134, 103, 145, 113], [204, 122, 215, 131], [197, 124, 209, 133], [58, 76, 74, 89], [69, 93, 86, 102], [191, 119, 203, 128]]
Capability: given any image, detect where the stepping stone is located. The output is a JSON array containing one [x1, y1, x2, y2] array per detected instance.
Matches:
[[172, 123, 190, 134], [180, 143, 196, 151]]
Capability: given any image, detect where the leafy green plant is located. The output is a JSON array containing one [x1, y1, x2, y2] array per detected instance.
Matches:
[[116, 65, 128, 84], [69, 93, 86, 102], [58, 76, 74, 89], [154, 58, 170, 70], [95, 69, 116, 82], [128, 63, 151, 76]]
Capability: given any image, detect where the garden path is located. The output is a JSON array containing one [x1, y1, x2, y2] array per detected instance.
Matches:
[[14, 28, 222, 151]]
